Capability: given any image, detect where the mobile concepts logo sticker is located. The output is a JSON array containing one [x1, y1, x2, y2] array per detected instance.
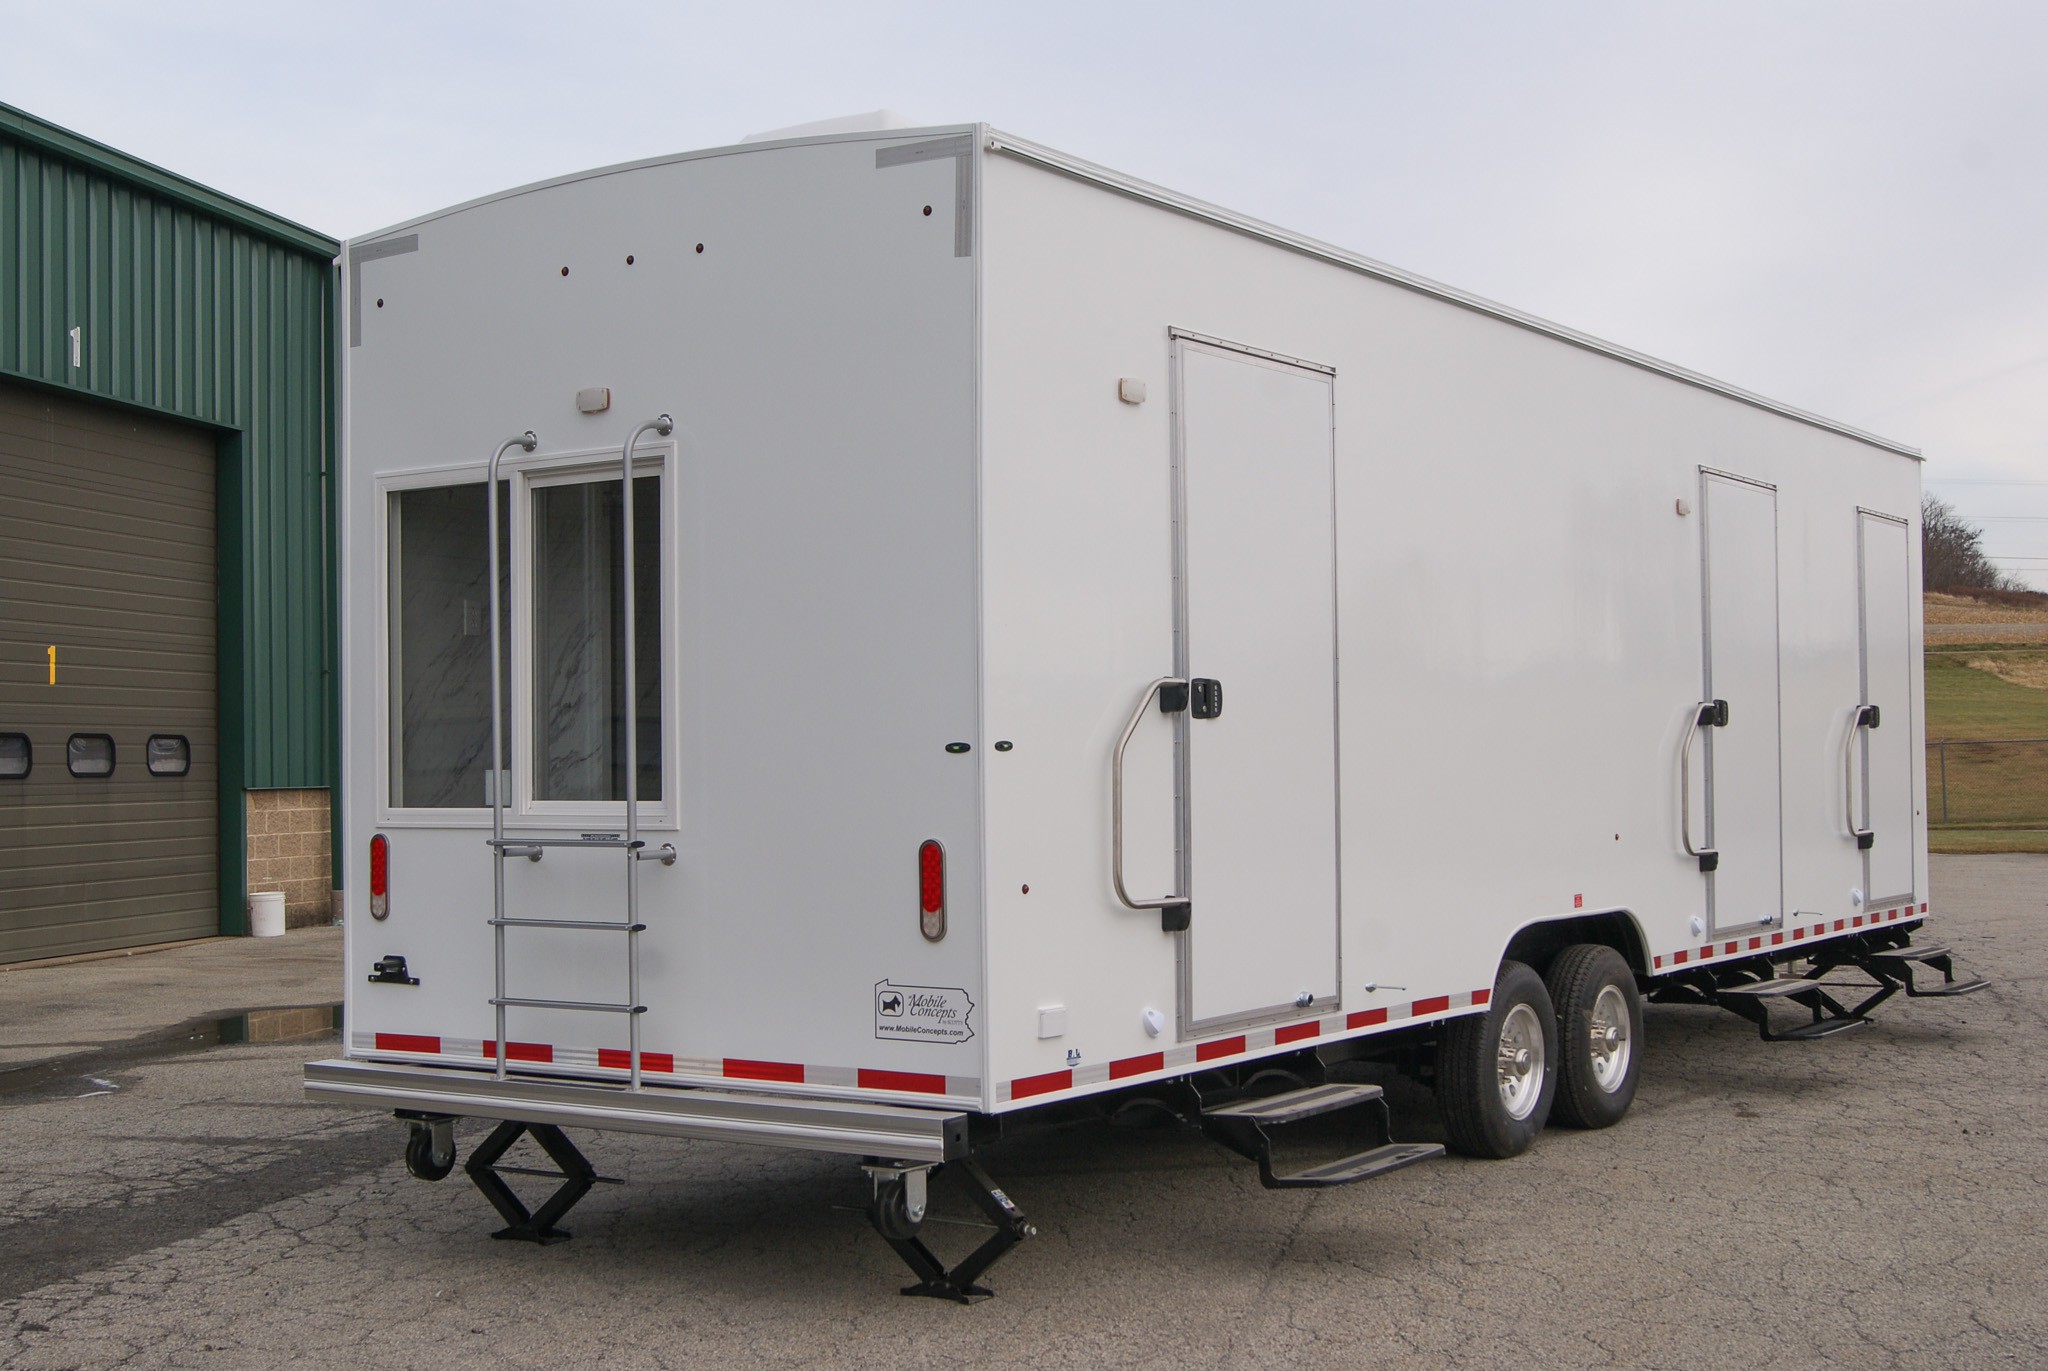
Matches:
[[874, 980, 975, 1045]]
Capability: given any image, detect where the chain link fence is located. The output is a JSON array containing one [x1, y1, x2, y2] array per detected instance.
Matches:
[[1927, 738, 2048, 829]]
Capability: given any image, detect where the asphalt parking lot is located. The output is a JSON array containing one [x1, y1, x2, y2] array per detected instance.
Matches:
[[3, 855, 2044, 1370]]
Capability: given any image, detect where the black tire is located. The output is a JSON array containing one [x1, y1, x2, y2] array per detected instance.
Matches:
[[1545, 943, 1643, 1130], [404, 1125, 454, 1181], [1437, 960, 1558, 1158]]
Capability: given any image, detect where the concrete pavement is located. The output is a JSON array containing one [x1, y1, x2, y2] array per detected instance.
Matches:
[[0, 926, 342, 1073]]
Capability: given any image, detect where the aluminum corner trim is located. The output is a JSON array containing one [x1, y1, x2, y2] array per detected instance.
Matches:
[[877, 135, 975, 257], [874, 133, 975, 168], [347, 234, 420, 347]]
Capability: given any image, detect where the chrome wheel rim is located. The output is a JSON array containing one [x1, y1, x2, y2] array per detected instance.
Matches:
[[1496, 1003, 1546, 1120], [1588, 984, 1632, 1093]]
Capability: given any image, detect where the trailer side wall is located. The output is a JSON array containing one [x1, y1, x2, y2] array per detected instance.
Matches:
[[976, 151, 1925, 1107]]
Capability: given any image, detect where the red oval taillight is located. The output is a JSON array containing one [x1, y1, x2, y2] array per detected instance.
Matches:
[[369, 834, 389, 920], [918, 840, 945, 941]]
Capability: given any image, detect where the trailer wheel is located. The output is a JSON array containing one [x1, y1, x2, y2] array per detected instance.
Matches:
[[870, 1176, 924, 1240], [1436, 960, 1557, 1158], [404, 1123, 455, 1181], [1544, 943, 1642, 1129]]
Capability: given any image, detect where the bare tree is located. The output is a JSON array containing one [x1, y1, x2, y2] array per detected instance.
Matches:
[[1921, 493, 2011, 592]]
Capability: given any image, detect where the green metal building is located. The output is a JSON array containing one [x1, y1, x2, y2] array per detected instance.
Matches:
[[0, 101, 340, 959]]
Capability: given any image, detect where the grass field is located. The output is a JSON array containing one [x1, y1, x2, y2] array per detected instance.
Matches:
[[1923, 641, 2048, 853]]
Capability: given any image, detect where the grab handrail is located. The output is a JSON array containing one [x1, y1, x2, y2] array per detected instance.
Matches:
[[618, 415, 673, 1088], [1681, 699, 1725, 873], [1845, 704, 1878, 849], [1112, 677, 1191, 928], [486, 431, 537, 1080]]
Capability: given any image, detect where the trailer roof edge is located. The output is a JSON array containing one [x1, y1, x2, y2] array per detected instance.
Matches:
[[341, 123, 986, 250], [984, 130, 1922, 462]]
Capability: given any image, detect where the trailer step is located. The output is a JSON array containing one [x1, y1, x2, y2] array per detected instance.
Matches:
[[1768, 1015, 1872, 1041], [1864, 944, 1952, 963], [1687, 940, 1996, 1036], [1806, 941, 1996, 1012], [1897, 977, 1990, 997], [1716, 977, 1833, 998], [1857, 945, 1990, 999], [1708, 976, 1867, 1042], [1199, 1083, 1444, 1189], [1271, 1142, 1445, 1185], [1202, 1082, 1385, 1126]]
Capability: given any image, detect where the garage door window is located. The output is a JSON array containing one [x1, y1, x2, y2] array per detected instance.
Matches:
[[146, 734, 191, 776], [68, 733, 115, 777], [0, 733, 28, 777], [388, 483, 509, 808]]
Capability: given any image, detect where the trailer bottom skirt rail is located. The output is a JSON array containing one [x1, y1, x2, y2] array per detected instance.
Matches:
[[302, 1059, 971, 1162]]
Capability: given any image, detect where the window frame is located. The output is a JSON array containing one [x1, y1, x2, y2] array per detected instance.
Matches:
[[374, 443, 676, 830], [0, 732, 29, 779]]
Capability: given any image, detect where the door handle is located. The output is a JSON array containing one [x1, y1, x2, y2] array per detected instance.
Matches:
[[1846, 704, 1878, 849], [1681, 699, 1725, 872], [1112, 677, 1193, 932]]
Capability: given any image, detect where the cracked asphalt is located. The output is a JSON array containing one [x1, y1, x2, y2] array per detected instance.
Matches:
[[3, 855, 2044, 1369]]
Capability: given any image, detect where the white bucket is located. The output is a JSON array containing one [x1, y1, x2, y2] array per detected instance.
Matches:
[[249, 890, 286, 938]]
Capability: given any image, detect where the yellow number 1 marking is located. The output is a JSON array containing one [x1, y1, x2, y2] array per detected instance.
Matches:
[[47, 645, 56, 684]]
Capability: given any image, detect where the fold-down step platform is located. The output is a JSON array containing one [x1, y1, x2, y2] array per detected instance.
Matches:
[[1858, 945, 1991, 998], [1200, 1082, 1443, 1189], [1713, 978, 1869, 1041], [303, 1059, 969, 1163], [1716, 977, 1849, 998]]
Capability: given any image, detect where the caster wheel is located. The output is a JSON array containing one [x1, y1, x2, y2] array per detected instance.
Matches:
[[404, 1123, 455, 1181], [869, 1177, 924, 1241]]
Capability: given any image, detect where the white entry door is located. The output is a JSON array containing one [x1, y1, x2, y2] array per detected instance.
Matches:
[[1859, 510, 1917, 904], [1172, 335, 1341, 1034], [1699, 470, 1784, 933]]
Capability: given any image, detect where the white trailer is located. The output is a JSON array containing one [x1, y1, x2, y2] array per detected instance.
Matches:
[[306, 120, 1988, 1299]]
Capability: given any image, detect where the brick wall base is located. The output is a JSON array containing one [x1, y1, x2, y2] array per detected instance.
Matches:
[[247, 788, 335, 929]]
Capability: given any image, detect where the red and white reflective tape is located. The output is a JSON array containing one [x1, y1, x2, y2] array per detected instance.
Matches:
[[348, 1033, 980, 1100], [1650, 901, 1927, 971], [999, 987, 1492, 1104]]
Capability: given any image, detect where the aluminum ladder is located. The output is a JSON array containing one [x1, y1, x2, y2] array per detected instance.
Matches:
[[482, 418, 674, 1090]]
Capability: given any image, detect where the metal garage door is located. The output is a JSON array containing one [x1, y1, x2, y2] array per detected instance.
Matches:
[[0, 382, 217, 961]]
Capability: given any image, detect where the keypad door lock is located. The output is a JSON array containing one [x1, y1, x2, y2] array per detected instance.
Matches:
[[1190, 678, 1223, 719]]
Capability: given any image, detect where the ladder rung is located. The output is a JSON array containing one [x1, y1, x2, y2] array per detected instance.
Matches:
[[489, 836, 640, 850], [490, 997, 646, 1015], [489, 918, 645, 932]]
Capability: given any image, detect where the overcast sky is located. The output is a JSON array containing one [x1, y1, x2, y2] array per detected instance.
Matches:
[[7, 1, 2045, 585]]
